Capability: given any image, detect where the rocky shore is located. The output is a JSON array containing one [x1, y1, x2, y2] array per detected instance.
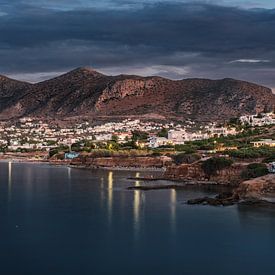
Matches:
[[186, 174, 275, 207], [164, 163, 246, 186], [234, 174, 275, 199], [68, 155, 172, 170]]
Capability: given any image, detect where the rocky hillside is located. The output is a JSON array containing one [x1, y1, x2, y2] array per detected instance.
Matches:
[[0, 75, 31, 115], [0, 67, 274, 122]]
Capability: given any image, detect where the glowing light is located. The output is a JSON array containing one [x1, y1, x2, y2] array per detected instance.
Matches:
[[170, 189, 177, 232], [8, 161, 12, 201], [133, 172, 141, 237], [108, 171, 113, 223]]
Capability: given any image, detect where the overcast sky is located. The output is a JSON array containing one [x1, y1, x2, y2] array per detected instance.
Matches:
[[1, 0, 275, 90]]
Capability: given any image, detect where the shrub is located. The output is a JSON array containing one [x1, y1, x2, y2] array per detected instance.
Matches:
[[131, 131, 148, 141], [226, 147, 275, 159], [241, 163, 269, 180], [157, 128, 168, 138], [175, 144, 197, 154], [201, 157, 233, 177], [49, 148, 59, 158], [262, 156, 275, 163]]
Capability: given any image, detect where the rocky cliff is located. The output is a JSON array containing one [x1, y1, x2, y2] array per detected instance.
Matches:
[[70, 155, 172, 169], [164, 162, 245, 186], [235, 174, 275, 199]]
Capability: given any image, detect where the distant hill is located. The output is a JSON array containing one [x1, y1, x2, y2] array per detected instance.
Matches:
[[0, 67, 274, 122]]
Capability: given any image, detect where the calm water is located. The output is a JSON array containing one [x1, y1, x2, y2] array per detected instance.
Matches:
[[1, 162, 275, 275]]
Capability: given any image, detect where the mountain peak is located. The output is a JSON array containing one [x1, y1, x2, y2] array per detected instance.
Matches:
[[71, 67, 105, 76]]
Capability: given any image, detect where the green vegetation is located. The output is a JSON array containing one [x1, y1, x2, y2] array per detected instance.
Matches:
[[227, 117, 241, 127], [131, 130, 148, 141], [174, 144, 197, 153], [48, 145, 70, 158], [241, 163, 269, 180], [82, 149, 150, 158], [49, 148, 59, 158], [43, 122, 274, 166], [201, 157, 233, 177], [157, 128, 168, 138], [263, 155, 275, 163], [45, 140, 57, 146], [0, 146, 6, 153], [226, 146, 275, 159], [111, 135, 119, 143]]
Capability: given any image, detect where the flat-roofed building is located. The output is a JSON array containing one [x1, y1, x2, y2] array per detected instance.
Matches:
[[251, 139, 275, 148]]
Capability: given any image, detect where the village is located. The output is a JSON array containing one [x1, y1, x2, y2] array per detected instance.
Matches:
[[0, 118, 237, 151], [0, 112, 274, 153]]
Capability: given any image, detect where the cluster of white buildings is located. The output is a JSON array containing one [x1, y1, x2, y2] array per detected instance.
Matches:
[[240, 112, 275, 127], [148, 126, 237, 148], [0, 117, 240, 151], [0, 118, 174, 151]]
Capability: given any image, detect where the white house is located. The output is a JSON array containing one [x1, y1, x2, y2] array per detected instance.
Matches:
[[168, 130, 186, 144], [148, 136, 172, 148]]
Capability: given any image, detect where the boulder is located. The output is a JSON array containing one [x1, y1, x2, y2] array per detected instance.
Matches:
[[234, 174, 275, 199]]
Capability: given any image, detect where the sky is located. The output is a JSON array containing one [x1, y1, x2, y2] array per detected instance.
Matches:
[[0, 0, 275, 90]]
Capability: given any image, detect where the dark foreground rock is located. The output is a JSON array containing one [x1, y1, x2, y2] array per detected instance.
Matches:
[[187, 174, 275, 207], [187, 192, 239, 206], [128, 184, 182, 190], [238, 199, 275, 208]]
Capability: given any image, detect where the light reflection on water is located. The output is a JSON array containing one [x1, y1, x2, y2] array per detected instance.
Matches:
[[8, 161, 12, 202], [1, 162, 275, 275], [108, 171, 113, 224], [133, 172, 142, 238], [170, 189, 177, 233]]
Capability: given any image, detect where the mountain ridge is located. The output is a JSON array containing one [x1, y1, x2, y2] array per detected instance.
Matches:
[[0, 67, 274, 122]]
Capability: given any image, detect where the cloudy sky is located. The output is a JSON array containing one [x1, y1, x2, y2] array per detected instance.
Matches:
[[1, 0, 275, 90]]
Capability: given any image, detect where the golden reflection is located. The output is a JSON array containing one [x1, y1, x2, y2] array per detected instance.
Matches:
[[108, 171, 113, 223], [8, 161, 12, 201], [170, 189, 177, 232], [133, 172, 141, 237]]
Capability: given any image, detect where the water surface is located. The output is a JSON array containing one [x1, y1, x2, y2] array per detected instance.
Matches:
[[0, 162, 275, 275]]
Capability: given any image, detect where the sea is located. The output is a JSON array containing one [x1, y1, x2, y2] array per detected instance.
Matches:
[[0, 162, 275, 275]]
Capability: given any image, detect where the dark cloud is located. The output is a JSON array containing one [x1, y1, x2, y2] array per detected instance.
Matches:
[[0, 1, 275, 89]]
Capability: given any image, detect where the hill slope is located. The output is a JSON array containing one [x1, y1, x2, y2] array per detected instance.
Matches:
[[0, 75, 31, 114], [0, 67, 274, 122]]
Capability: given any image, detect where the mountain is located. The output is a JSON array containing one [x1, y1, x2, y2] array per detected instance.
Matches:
[[0, 67, 274, 122], [0, 75, 31, 114]]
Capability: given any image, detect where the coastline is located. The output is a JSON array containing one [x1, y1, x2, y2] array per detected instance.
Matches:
[[0, 157, 166, 172], [2, 156, 275, 208]]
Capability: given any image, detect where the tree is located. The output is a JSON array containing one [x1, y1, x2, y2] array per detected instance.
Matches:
[[111, 135, 119, 143], [228, 117, 241, 126], [157, 128, 168, 138], [201, 157, 233, 177], [49, 148, 59, 158], [131, 131, 148, 141], [241, 163, 269, 180]]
